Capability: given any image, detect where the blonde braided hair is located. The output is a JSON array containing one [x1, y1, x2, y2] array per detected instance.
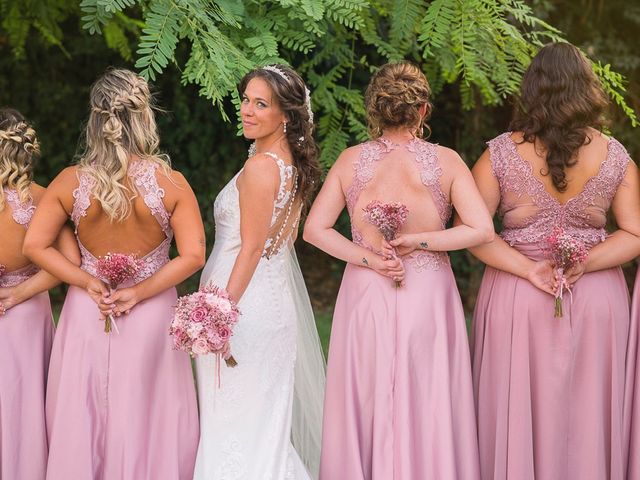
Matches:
[[78, 68, 171, 222], [0, 108, 39, 212]]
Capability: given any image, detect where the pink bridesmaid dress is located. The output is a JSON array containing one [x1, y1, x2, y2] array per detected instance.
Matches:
[[627, 266, 640, 479], [320, 139, 481, 480], [472, 133, 635, 480], [45, 162, 199, 480], [0, 189, 53, 480]]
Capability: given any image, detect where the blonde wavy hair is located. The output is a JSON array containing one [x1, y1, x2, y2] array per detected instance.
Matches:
[[0, 108, 39, 212], [79, 68, 171, 222], [365, 62, 433, 139]]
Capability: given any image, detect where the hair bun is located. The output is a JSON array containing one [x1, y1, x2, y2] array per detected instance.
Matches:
[[365, 62, 432, 138]]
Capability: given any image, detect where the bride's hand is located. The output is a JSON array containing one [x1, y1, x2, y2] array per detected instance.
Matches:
[[525, 259, 556, 295], [370, 254, 405, 284], [388, 234, 423, 257]]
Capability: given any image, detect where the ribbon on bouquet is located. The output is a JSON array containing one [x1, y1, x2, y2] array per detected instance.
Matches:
[[554, 267, 574, 318]]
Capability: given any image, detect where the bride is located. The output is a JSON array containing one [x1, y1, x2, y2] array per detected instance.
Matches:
[[193, 65, 326, 480]]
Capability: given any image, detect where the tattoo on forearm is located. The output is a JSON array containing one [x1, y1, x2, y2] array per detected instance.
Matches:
[[419, 241, 429, 250], [362, 257, 369, 266]]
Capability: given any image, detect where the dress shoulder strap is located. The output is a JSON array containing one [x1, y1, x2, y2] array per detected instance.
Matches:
[[71, 170, 96, 233], [345, 139, 395, 214], [5, 187, 36, 228], [129, 161, 172, 238]]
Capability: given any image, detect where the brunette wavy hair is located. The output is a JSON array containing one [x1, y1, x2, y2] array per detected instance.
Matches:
[[238, 65, 320, 208], [510, 42, 609, 192], [364, 62, 432, 139]]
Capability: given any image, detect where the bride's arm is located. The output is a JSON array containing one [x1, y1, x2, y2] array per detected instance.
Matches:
[[303, 151, 405, 281], [224, 155, 280, 303]]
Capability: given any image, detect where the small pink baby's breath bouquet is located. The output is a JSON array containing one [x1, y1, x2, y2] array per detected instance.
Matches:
[[96, 252, 142, 333], [363, 200, 409, 287], [170, 285, 240, 383], [546, 227, 588, 317]]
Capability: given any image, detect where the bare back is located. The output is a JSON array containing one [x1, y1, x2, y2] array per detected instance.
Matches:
[[342, 137, 453, 271], [69, 161, 173, 258], [0, 184, 41, 271]]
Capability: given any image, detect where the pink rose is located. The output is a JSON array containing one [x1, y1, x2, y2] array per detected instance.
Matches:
[[218, 325, 231, 341], [190, 306, 208, 323], [214, 297, 232, 314], [192, 338, 209, 356]]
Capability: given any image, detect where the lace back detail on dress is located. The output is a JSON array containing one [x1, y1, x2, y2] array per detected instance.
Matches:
[[262, 153, 300, 259], [407, 140, 451, 227], [5, 188, 36, 228], [129, 161, 172, 239], [347, 138, 451, 272], [72, 162, 174, 284], [71, 171, 96, 232], [488, 132, 631, 248]]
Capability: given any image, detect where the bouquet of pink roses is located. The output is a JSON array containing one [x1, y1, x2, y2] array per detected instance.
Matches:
[[169, 285, 240, 372], [545, 227, 588, 317], [96, 252, 142, 333], [363, 200, 409, 287]]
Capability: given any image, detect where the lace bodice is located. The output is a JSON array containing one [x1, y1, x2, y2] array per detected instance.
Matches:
[[212, 152, 300, 262], [71, 161, 173, 284], [489, 132, 630, 248], [345, 138, 451, 272], [0, 187, 39, 287]]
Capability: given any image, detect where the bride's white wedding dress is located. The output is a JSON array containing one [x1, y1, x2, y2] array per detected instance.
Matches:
[[193, 153, 325, 480]]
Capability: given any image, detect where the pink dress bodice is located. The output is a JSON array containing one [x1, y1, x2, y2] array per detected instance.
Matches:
[[345, 138, 451, 272], [489, 132, 630, 250], [71, 161, 173, 285], [0, 188, 39, 287]]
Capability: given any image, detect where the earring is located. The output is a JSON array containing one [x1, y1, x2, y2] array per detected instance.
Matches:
[[283, 121, 287, 133]]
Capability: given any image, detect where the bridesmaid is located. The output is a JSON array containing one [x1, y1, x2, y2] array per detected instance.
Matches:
[[0, 108, 79, 480], [467, 42, 640, 480], [304, 62, 493, 479], [23, 69, 205, 480]]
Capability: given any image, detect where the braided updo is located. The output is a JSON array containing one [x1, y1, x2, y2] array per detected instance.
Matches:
[[79, 68, 170, 222], [365, 62, 432, 139], [0, 108, 39, 212]]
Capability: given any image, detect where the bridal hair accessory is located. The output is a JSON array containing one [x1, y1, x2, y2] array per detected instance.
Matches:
[[261, 65, 314, 126]]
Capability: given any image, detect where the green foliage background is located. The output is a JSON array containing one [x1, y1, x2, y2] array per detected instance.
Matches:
[[1, 0, 638, 315]]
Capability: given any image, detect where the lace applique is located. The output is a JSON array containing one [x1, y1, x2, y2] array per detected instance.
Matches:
[[78, 237, 171, 285], [345, 139, 395, 215], [407, 139, 452, 226], [129, 161, 172, 238], [5, 188, 36, 227], [262, 153, 299, 259], [489, 132, 629, 248], [347, 138, 451, 272], [73, 162, 174, 283], [215, 439, 246, 480], [0, 264, 39, 287], [404, 250, 450, 272], [71, 171, 96, 231]]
